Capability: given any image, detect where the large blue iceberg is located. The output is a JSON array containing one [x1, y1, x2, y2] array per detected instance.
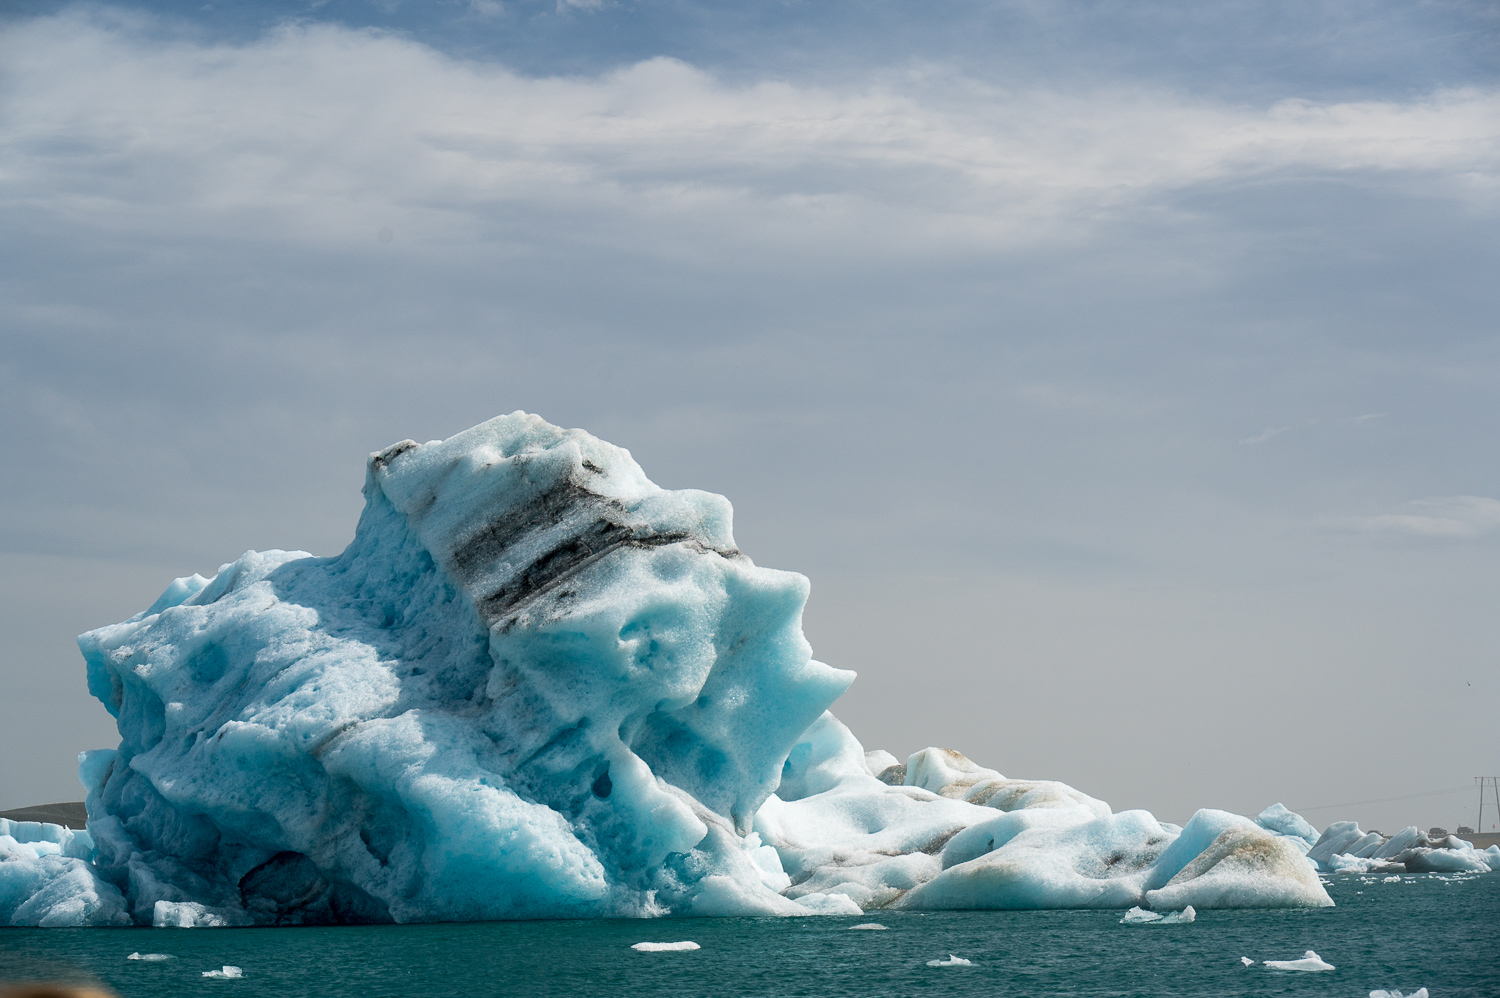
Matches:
[[1, 413, 1417, 926]]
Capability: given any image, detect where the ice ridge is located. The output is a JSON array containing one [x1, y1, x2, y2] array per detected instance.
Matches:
[[0, 413, 1373, 926]]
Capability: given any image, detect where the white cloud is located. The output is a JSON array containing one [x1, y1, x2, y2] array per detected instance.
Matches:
[[0, 12, 1496, 259], [1348, 496, 1500, 538], [1240, 426, 1292, 445]]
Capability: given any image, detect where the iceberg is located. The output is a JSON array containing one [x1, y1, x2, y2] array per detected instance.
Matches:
[[0, 414, 1343, 926], [630, 941, 700, 952], [926, 955, 972, 967], [1304, 822, 1499, 875]]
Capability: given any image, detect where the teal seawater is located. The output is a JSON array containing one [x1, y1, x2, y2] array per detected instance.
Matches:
[[2, 874, 1495, 997]]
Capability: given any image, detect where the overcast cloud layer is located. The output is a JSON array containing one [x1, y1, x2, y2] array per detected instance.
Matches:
[[2, 2, 1498, 834]]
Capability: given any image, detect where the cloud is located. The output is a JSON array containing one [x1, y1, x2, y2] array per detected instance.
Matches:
[[1240, 426, 1292, 445], [0, 12, 1495, 263], [1347, 496, 1500, 538]]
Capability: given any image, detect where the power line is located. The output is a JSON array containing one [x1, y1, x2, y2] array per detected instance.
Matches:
[[1290, 785, 1475, 813]]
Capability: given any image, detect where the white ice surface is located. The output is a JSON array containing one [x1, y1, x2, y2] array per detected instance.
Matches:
[[127, 952, 175, 961], [1370, 989, 1428, 998], [1121, 905, 1193, 924], [1240, 957, 1255, 966], [1254, 804, 1318, 847], [631, 941, 700, 952], [201, 966, 243, 978], [1, 818, 129, 927], [0, 415, 1362, 926], [153, 900, 245, 928], [849, 923, 888, 930], [1157, 905, 1195, 924], [926, 955, 972, 967], [1263, 950, 1335, 971]]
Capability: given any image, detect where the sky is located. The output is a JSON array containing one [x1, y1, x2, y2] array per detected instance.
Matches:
[[1, 0, 1498, 836]]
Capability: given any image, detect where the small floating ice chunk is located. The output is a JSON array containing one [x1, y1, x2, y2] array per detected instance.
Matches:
[[1240, 957, 1255, 966], [631, 941, 701, 952], [1121, 905, 1193, 924], [1370, 990, 1427, 998], [201, 966, 243, 979], [1263, 950, 1334, 972], [1383, 875, 1402, 883], [127, 952, 175, 961], [1120, 907, 1162, 923], [849, 923, 889, 930], [926, 955, 972, 967], [1157, 905, 1195, 924]]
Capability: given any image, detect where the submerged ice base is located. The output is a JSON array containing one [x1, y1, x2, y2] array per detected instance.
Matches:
[[0, 413, 1369, 926]]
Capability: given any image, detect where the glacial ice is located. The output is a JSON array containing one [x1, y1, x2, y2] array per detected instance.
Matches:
[[1254, 804, 1317, 849], [1305, 822, 1499, 875], [0, 412, 1416, 928], [1121, 904, 1193, 924], [1371, 989, 1428, 998], [631, 941, 700, 952], [127, 952, 175, 960], [1263, 950, 1335, 972], [926, 955, 972, 967], [201, 966, 243, 978], [1, 818, 129, 927], [1120, 906, 1161, 923], [849, 923, 888, 930], [1240, 957, 1255, 966]]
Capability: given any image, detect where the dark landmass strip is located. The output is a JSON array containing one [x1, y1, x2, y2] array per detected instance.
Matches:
[[1, 802, 87, 828]]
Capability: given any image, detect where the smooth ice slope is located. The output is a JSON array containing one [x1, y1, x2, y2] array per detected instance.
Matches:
[[1, 413, 1345, 926]]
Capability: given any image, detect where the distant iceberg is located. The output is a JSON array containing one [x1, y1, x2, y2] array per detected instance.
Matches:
[[1304, 821, 1499, 876], [0, 413, 1375, 926]]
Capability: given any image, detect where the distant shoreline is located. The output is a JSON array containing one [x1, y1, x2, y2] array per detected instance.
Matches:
[[0, 801, 87, 828]]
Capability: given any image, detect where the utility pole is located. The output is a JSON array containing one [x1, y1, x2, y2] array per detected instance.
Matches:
[[1478, 777, 1500, 833]]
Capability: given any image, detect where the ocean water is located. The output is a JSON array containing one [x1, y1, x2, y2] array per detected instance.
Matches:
[[2, 873, 1495, 997]]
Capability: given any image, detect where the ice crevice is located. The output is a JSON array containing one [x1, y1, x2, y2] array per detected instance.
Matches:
[[1, 412, 1478, 927]]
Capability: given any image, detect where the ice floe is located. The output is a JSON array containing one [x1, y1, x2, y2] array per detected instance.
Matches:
[[1157, 905, 1195, 924], [1120, 907, 1161, 923], [631, 941, 701, 952], [201, 966, 243, 978], [1262, 950, 1335, 971], [1240, 957, 1255, 966], [1370, 989, 1428, 998], [926, 955, 972, 967], [848, 923, 888, 930], [126, 952, 175, 961], [1120, 904, 1193, 924]]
